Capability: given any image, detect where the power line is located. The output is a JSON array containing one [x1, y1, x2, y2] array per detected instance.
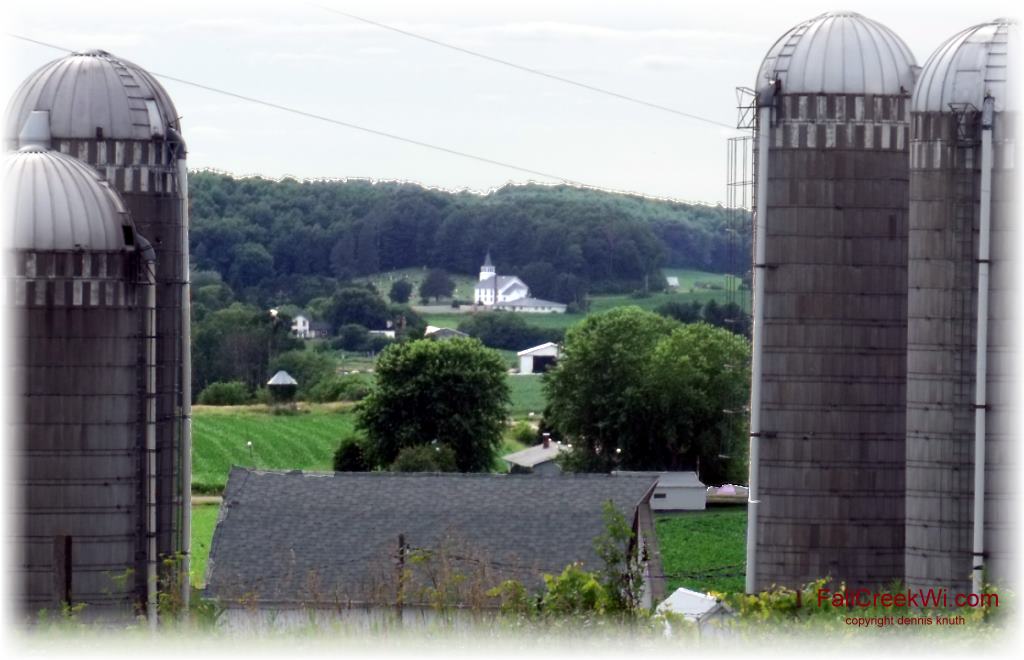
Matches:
[[308, 2, 735, 129], [4, 32, 591, 187]]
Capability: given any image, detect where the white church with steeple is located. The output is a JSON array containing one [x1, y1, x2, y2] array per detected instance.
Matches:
[[474, 251, 529, 306], [472, 252, 566, 313]]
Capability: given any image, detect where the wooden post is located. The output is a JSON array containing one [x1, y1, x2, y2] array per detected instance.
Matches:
[[395, 534, 406, 622]]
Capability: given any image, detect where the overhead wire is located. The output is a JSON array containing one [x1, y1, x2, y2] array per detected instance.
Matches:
[[307, 2, 735, 129], [4, 32, 592, 187]]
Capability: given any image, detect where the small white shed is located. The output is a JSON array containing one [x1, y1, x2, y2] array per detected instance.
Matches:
[[652, 472, 707, 511], [517, 342, 560, 374], [657, 586, 730, 635], [613, 471, 707, 511]]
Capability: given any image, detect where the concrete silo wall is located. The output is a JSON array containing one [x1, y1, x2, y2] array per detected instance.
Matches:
[[10, 250, 145, 615], [54, 136, 187, 572], [906, 111, 1017, 592], [755, 92, 909, 589]]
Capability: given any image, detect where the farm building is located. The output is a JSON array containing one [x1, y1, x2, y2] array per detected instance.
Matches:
[[744, 11, 917, 592], [614, 472, 707, 511], [657, 587, 731, 633], [502, 436, 567, 475], [517, 342, 560, 374], [6, 47, 191, 618], [904, 19, 1018, 594], [424, 325, 468, 340], [205, 468, 663, 625], [494, 298, 567, 313]]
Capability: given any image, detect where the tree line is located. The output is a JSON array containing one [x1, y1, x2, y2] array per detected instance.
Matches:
[[188, 173, 751, 308]]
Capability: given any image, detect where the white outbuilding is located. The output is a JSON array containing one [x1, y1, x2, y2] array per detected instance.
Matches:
[[517, 342, 560, 374], [658, 587, 731, 636], [614, 471, 707, 511]]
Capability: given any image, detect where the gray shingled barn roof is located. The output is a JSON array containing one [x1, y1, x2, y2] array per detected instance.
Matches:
[[206, 468, 658, 607]]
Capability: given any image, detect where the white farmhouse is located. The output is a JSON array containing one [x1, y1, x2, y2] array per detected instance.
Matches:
[[292, 314, 311, 338]]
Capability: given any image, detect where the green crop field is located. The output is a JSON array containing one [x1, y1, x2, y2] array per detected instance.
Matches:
[[190, 504, 220, 587], [192, 379, 543, 495], [191, 404, 356, 493], [655, 505, 747, 594], [507, 375, 547, 418]]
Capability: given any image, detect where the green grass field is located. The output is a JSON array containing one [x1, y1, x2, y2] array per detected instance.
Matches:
[[191, 404, 356, 493], [507, 375, 547, 418], [190, 504, 220, 587], [357, 268, 479, 302], [192, 374, 545, 494], [655, 505, 747, 594], [419, 268, 748, 335]]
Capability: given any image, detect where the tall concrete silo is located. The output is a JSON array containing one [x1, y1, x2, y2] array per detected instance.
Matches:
[[4, 117, 159, 621], [906, 19, 1017, 594], [5, 50, 191, 600], [745, 12, 917, 592]]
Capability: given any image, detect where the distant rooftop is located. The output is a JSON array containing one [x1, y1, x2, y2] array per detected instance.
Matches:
[[502, 441, 568, 468]]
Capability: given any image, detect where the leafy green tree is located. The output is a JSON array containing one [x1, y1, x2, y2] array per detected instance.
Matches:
[[191, 303, 301, 395], [703, 300, 751, 338], [356, 338, 509, 472], [545, 307, 749, 482], [335, 324, 370, 351], [519, 262, 558, 300], [333, 435, 370, 472], [647, 323, 750, 484], [227, 242, 274, 291], [545, 307, 677, 472], [268, 349, 337, 397], [457, 312, 562, 351], [197, 381, 251, 406], [327, 286, 390, 331], [419, 268, 455, 302], [655, 300, 703, 324], [390, 444, 458, 472], [388, 279, 413, 304]]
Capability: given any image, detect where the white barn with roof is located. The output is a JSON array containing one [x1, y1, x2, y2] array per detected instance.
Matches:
[[517, 342, 561, 374]]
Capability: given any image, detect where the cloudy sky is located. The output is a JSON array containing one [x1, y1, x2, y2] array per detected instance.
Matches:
[[1, 0, 1016, 203]]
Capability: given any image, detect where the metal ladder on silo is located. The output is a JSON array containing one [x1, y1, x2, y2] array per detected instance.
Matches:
[[771, 22, 810, 80], [108, 59, 152, 135], [949, 104, 980, 483]]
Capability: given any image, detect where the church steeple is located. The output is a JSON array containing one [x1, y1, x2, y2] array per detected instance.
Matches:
[[479, 251, 496, 281]]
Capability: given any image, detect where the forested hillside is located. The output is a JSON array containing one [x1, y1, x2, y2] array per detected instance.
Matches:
[[189, 172, 750, 308]]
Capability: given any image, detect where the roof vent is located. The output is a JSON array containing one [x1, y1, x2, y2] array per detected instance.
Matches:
[[18, 110, 51, 150]]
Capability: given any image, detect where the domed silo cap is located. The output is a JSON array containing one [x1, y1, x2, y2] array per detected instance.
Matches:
[[2, 147, 136, 252], [912, 19, 1018, 114], [757, 11, 918, 96], [4, 49, 180, 143], [267, 371, 299, 387]]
